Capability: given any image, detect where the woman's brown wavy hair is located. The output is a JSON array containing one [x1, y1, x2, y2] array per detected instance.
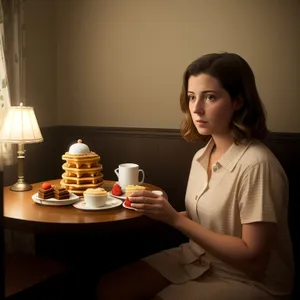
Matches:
[[180, 53, 268, 143]]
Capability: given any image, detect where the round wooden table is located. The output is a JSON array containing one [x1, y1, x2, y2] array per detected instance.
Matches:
[[4, 179, 165, 234]]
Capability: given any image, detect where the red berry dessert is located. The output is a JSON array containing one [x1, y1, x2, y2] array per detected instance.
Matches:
[[41, 182, 51, 190], [124, 197, 131, 207], [112, 183, 122, 196]]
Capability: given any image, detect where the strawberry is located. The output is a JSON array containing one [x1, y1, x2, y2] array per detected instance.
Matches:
[[112, 183, 122, 196], [114, 183, 122, 190], [124, 197, 131, 207], [42, 182, 51, 190]]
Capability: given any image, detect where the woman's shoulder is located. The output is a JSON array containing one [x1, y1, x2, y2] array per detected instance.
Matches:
[[240, 139, 284, 170]]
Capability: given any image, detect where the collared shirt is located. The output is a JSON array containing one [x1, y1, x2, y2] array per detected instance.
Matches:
[[145, 139, 294, 296], [182, 138, 294, 295]]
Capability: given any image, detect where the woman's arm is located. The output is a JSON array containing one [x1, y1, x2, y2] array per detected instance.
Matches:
[[171, 213, 277, 279], [179, 211, 188, 217], [130, 190, 277, 279]]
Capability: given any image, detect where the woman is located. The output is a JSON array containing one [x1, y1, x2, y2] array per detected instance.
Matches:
[[97, 53, 294, 300]]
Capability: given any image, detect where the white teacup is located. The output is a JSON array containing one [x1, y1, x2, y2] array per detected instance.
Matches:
[[114, 163, 145, 191], [83, 188, 108, 207]]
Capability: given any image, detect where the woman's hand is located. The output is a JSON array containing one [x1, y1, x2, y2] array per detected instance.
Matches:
[[129, 190, 180, 225]]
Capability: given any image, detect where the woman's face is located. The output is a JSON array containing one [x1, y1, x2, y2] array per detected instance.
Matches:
[[188, 73, 240, 137]]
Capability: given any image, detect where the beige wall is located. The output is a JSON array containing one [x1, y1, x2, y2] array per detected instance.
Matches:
[[25, 0, 57, 127], [27, 0, 300, 132]]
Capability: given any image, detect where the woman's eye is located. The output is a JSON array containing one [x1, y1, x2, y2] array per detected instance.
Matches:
[[205, 94, 216, 101], [188, 94, 196, 101]]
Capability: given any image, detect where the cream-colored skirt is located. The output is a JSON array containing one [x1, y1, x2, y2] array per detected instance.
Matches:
[[143, 246, 286, 300], [151, 272, 281, 300]]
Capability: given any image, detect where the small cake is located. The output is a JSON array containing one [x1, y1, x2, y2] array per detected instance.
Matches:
[[111, 183, 122, 196], [38, 182, 54, 199], [125, 185, 146, 196], [53, 186, 70, 200]]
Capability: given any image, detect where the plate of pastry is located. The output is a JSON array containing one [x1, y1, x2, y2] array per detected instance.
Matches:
[[122, 198, 137, 211], [109, 182, 126, 199], [110, 183, 148, 200], [122, 190, 163, 211], [109, 191, 126, 200], [32, 193, 80, 206], [32, 182, 80, 206], [110, 188, 163, 200]]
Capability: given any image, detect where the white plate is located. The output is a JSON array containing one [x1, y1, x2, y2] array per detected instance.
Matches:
[[152, 190, 163, 196], [32, 192, 80, 206], [122, 201, 137, 211], [109, 191, 126, 200], [109, 190, 163, 200], [122, 190, 163, 211], [73, 197, 123, 211]]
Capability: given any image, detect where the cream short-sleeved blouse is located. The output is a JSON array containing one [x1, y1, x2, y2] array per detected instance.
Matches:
[[144, 139, 294, 297]]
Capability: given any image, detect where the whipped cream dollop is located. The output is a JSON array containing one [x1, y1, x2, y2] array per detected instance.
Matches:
[[84, 188, 107, 195], [68, 139, 90, 155]]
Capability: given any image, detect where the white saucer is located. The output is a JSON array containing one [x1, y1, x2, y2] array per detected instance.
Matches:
[[110, 190, 163, 200], [122, 201, 137, 211], [32, 192, 80, 206], [152, 190, 163, 196], [73, 198, 123, 211], [109, 191, 126, 200]]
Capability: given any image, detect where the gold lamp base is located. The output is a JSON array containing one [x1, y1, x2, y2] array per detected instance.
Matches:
[[9, 143, 33, 192], [10, 179, 32, 192]]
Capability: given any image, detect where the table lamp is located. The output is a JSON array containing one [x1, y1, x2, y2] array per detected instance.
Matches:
[[0, 103, 43, 191]]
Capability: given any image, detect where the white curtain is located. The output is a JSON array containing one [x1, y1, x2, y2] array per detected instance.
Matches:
[[1, 0, 26, 165], [1, 0, 35, 255], [0, 0, 13, 166], [2, 0, 26, 106]]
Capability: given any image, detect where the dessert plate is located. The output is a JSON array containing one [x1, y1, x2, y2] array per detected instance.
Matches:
[[32, 192, 80, 206], [122, 190, 163, 211], [122, 201, 137, 211], [152, 190, 163, 196], [73, 197, 122, 211], [110, 190, 163, 200], [109, 191, 126, 200]]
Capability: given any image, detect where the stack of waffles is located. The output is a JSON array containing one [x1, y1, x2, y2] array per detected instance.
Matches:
[[60, 139, 104, 196]]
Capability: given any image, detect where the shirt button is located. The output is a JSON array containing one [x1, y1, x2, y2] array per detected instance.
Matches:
[[212, 164, 218, 172]]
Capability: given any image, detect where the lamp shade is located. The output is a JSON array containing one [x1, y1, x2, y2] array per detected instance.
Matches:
[[0, 103, 43, 144]]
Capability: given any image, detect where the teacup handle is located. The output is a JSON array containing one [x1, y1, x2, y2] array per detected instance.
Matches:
[[114, 168, 119, 179], [138, 169, 145, 184]]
